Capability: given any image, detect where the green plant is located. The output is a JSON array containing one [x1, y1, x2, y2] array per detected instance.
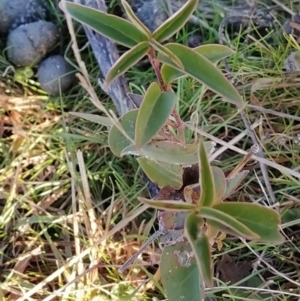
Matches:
[[62, 0, 285, 299]]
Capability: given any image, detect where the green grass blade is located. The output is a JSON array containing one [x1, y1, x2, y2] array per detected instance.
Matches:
[[69, 112, 113, 127]]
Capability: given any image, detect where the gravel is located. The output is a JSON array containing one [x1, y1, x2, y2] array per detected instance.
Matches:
[[37, 55, 76, 96], [0, 0, 47, 35], [7, 20, 59, 67]]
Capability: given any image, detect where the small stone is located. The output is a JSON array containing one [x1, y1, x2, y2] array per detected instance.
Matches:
[[7, 21, 59, 67], [187, 34, 202, 48], [37, 55, 76, 96], [283, 51, 300, 72], [0, 0, 47, 35], [125, 0, 168, 32], [284, 14, 300, 36]]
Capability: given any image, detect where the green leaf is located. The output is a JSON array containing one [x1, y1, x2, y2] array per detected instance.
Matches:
[[121, 141, 215, 165], [198, 139, 215, 208], [121, 0, 151, 36], [137, 158, 183, 189], [281, 208, 300, 225], [63, 2, 148, 47], [137, 197, 196, 211], [106, 41, 149, 87], [185, 212, 213, 287], [152, 0, 198, 42], [108, 109, 138, 157], [69, 112, 113, 127], [135, 83, 177, 148], [161, 44, 234, 84], [212, 166, 226, 201], [201, 207, 259, 240], [149, 39, 183, 69], [194, 44, 235, 63], [157, 43, 243, 107], [161, 242, 204, 301], [213, 203, 285, 244], [222, 170, 249, 200]]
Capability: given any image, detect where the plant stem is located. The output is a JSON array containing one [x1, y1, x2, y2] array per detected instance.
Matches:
[[148, 47, 170, 91]]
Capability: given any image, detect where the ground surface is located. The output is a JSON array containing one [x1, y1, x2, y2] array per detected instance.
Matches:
[[1, 0, 300, 300]]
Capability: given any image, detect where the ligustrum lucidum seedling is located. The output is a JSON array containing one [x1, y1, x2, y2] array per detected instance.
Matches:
[[62, 0, 285, 299]]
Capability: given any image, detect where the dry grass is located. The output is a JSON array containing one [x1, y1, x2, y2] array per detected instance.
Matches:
[[1, 0, 300, 300]]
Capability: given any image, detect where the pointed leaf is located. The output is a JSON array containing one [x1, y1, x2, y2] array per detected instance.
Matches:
[[200, 207, 259, 240], [161, 44, 235, 83], [185, 212, 213, 287], [194, 44, 235, 62], [149, 39, 183, 68], [161, 242, 204, 301], [212, 166, 226, 201], [108, 109, 138, 157], [198, 139, 215, 208], [69, 112, 113, 127], [213, 203, 285, 244], [153, 0, 198, 42], [121, 141, 215, 165], [222, 170, 249, 200], [135, 82, 177, 148], [121, 0, 151, 36], [137, 157, 183, 189], [63, 2, 148, 47], [137, 197, 196, 211], [106, 41, 149, 86], [157, 43, 243, 106]]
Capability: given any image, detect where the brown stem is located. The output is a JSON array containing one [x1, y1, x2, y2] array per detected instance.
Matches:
[[148, 47, 170, 91]]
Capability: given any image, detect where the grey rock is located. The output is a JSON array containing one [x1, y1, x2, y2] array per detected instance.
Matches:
[[125, 0, 168, 32], [7, 21, 59, 67], [0, 0, 47, 35], [37, 55, 76, 96], [187, 34, 202, 48], [284, 51, 300, 72], [284, 13, 300, 36]]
